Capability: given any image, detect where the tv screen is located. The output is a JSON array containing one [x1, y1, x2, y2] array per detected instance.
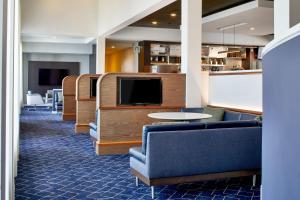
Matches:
[[38, 68, 69, 86], [118, 77, 162, 105], [90, 78, 98, 98]]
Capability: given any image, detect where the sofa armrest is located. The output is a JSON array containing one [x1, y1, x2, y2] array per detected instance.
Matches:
[[146, 127, 262, 179]]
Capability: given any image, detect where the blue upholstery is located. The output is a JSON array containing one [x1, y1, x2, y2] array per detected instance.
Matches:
[[130, 120, 262, 182], [89, 128, 98, 140], [89, 109, 99, 140], [129, 147, 146, 163], [206, 120, 259, 129], [180, 107, 204, 113], [201, 107, 225, 122], [240, 113, 257, 120], [141, 123, 206, 154], [223, 111, 241, 121], [145, 127, 261, 179], [89, 122, 97, 131], [180, 107, 260, 122]]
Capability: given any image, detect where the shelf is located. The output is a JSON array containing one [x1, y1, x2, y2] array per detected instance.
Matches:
[[226, 57, 246, 59], [151, 54, 168, 56], [201, 64, 225, 67], [151, 63, 181, 66]]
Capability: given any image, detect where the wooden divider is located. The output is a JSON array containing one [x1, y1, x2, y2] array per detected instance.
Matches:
[[75, 74, 101, 133], [62, 76, 78, 121], [94, 73, 186, 155]]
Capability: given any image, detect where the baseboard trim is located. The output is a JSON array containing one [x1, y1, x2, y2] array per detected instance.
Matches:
[[95, 141, 142, 155], [62, 113, 76, 121], [75, 123, 89, 134]]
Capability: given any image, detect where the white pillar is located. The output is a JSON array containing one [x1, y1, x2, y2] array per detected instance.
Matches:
[[96, 36, 106, 74], [274, 0, 290, 38], [181, 0, 202, 108]]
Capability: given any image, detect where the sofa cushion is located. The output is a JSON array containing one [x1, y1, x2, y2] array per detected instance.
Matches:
[[89, 122, 97, 131], [206, 120, 259, 129], [240, 113, 258, 121], [200, 107, 224, 123], [223, 111, 241, 121], [142, 123, 206, 154], [180, 107, 204, 113], [129, 147, 146, 163]]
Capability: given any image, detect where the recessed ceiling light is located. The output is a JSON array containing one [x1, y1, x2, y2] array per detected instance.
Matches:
[[250, 27, 255, 31], [170, 13, 177, 17], [152, 21, 158, 25]]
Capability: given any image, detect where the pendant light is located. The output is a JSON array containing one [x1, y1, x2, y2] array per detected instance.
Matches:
[[218, 23, 245, 54]]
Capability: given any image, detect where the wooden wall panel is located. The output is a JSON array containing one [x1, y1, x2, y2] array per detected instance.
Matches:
[[99, 108, 180, 142], [97, 73, 186, 108], [94, 73, 186, 155], [62, 76, 78, 121], [75, 74, 101, 133]]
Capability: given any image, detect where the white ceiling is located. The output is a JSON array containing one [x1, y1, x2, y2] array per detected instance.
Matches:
[[202, 1, 274, 36]]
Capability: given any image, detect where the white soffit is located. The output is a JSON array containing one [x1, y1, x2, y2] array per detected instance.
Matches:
[[21, 34, 95, 44], [203, 0, 274, 36]]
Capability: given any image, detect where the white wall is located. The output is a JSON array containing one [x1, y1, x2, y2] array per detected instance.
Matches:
[[109, 27, 272, 46], [23, 42, 93, 55], [22, 53, 90, 101], [21, 0, 98, 37], [209, 73, 262, 111], [97, 0, 175, 35]]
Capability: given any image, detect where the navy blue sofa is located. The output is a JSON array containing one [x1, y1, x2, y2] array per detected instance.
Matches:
[[129, 109, 262, 199]]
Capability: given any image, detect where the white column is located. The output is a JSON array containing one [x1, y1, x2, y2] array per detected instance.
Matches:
[[96, 36, 106, 74], [274, 0, 290, 38], [290, 0, 300, 28], [181, 0, 202, 108]]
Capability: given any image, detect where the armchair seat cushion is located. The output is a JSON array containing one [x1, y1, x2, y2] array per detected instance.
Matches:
[[129, 147, 146, 163], [89, 122, 97, 131], [90, 128, 98, 140]]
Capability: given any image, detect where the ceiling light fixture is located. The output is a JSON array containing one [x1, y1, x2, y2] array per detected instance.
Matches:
[[250, 27, 255, 31], [218, 24, 241, 54], [152, 21, 158, 25], [170, 13, 177, 17]]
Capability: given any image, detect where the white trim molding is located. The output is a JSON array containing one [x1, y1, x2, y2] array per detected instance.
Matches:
[[262, 23, 300, 57]]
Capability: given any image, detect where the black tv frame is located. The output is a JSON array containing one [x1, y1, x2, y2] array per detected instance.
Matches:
[[117, 77, 163, 106]]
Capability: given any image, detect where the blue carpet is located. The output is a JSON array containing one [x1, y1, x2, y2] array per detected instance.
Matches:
[[15, 110, 260, 200]]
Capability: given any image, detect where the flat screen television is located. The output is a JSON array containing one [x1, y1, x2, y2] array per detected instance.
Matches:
[[90, 78, 98, 98], [118, 77, 162, 105], [38, 68, 69, 86]]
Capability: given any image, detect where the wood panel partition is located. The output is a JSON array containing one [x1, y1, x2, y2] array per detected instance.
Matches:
[[62, 76, 78, 121], [94, 73, 186, 155], [75, 74, 101, 133]]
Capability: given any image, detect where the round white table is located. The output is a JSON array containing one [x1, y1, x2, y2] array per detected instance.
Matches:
[[148, 112, 212, 121]]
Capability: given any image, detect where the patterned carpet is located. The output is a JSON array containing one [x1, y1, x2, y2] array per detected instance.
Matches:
[[15, 110, 260, 200]]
